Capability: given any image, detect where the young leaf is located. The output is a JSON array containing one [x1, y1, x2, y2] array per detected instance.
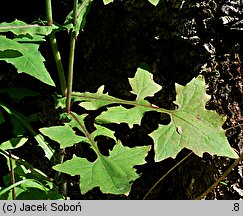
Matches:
[[53, 141, 151, 195], [149, 75, 239, 161], [64, 0, 92, 34], [147, 0, 160, 6], [40, 125, 85, 148], [128, 67, 162, 101], [0, 36, 55, 86], [103, 0, 114, 5]]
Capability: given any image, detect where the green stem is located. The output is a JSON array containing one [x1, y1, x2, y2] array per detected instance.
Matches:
[[69, 112, 101, 156], [8, 150, 16, 200], [66, 0, 78, 113], [46, 0, 67, 96], [46, 0, 53, 25]]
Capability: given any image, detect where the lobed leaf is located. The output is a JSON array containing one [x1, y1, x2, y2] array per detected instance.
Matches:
[[40, 125, 85, 148], [149, 75, 239, 161], [73, 86, 122, 110], [0, 36, 55, 86], [76, 68, 238, 161], [53, 141, 150, 195], [0, 20, 57, 37], [128, 67, 162, 101], [96, 105, 151, 128]]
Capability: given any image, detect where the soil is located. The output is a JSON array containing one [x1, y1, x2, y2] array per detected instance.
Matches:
[[0, 0, 242, 199]]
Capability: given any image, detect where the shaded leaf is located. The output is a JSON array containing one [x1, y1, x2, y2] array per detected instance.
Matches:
[[0, 137, 28, 150], [0, 100, 54, 160], [0, 111, 4, 124], [0, 87, 38, 100]]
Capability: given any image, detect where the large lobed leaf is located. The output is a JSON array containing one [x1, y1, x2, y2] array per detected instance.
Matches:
[[149, 75, 238, 161], [76, 68, 238, 161], [41, 112, 150, 195], [53, 141, 150, 195]]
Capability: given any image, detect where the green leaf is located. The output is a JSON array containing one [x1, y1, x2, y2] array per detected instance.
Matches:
[[149, 75, 239, 162], [68, 113, 111, 152], [76, 67, 237, 161], [96, 105, 150, 128], [0, 36, 55, 86], [147, 0, 160, 6], [10, 116, 26, 136], [0, 20, 57, 37], [40, 124, 84, 148], [53, 141, 150, 195], [92, 124, 116, 141], [0, 100, 54, 160], [73, 86, 122, 110], [103, 0, 114, 5], [0, 137, 28, 150], [128, 67, 162, 101], [64, 0, 92, 34]]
